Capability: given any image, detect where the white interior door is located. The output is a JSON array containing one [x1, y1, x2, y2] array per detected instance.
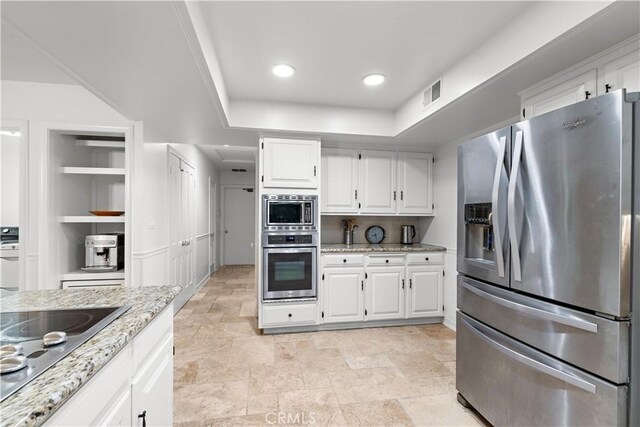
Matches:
[[209, 179, 217, 275], [223, 187, 255, 265], [168, 153, 181, 288]]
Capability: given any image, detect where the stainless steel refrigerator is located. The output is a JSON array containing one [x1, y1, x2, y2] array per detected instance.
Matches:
[[456, 90, 639, 426]]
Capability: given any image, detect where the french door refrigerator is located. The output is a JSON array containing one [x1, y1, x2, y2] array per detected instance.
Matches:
[[456, 89, 639, 427]]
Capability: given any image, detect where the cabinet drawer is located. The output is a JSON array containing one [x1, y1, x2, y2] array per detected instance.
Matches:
[[406, 252, 444, 265], [262, 303, 317, 327], [323, 254, 365, 267], [366, 254, 405, 266]]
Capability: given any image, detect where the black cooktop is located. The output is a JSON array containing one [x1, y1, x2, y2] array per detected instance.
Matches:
[[0, 306, 130, 402]]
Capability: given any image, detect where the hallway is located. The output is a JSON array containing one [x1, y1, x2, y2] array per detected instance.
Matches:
[[173, 266, 483, 426]]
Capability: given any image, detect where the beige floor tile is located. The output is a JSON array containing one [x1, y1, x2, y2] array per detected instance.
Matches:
[[345, 354, 394, 369], [278, 388, 346, 426], [195, 359, 251, 383], [228, 336, 275, 366], [247, 393, 278, 415], [388, 351, 452, 381], [249, 363, 305, 395], [342, 399, 413, 426], [274, 342, 299, 366], [399, 393, 482, 426], [239, 301, 257, 317], [174, 380, 248, 423], [419, 323, 457, 340]]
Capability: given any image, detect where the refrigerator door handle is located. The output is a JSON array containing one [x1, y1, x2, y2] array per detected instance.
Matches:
[[462, 316, 597, 394], [491, 135, 507, 278], [508, 130, 523, 281], [461, 281, 598, 333]]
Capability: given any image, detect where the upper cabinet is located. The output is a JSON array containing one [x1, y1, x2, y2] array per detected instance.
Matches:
[[321, 148, 434, 216], [397, 152, 434, 215], [520, 36, 640, 120], [321, 148, 359, 212], [261, 137, 319, 189], [359, 150, 397, 214]]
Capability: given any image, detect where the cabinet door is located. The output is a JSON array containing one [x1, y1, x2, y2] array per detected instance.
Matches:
[[521, 70, 597, 119], [359, 150, 396, 214], [602, 50, 640, 94], [98, 387, 133, 427], [366, 267, 404, 320], [132, 335, 173, 427], [406, 266, 443, 318], [262, 138, 318, 189], [323, 268, 364, 323], [321, 148, 359, 213], [397, 152, 433, 214]]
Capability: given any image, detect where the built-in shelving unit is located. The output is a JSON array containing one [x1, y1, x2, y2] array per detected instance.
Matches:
[[42, 124, 132, 289]]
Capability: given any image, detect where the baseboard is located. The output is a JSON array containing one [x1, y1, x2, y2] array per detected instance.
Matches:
[[443, 317, 457, 331]]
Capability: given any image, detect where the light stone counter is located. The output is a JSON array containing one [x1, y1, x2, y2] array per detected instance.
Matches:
[[0, 286, 180, 427], [320, 243, 447, 253]]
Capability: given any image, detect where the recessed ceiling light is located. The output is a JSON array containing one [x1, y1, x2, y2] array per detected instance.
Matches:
[[362, 73, 386, 86], [223, 144, 230, 147], [272, 64, 295, 78]]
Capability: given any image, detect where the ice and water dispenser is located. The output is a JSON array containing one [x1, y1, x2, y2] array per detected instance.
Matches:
[[463, 203, 494, 263]]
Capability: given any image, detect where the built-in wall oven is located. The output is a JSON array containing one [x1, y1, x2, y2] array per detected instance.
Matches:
[[262, 232, 317, 300], [263, 195, 317, 231]]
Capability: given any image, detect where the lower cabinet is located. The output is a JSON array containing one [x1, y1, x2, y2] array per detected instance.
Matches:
[[323, 268, 365, 323], [366, 267, 405, 321], [45, 305, 173, 427], [320, 253, 444, 325], [406, 266, 444, 318]]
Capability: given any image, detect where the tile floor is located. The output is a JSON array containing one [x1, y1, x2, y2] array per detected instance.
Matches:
[[173, 265, 485, 426]]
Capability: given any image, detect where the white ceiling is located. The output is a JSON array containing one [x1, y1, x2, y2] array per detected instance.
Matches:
[[202, 1, 531, 110], [1, 1, 638, 152], [198, 145, 257, 172]]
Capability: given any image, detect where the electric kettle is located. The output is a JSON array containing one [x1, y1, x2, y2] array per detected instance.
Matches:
[[401, 225, 416, 244]]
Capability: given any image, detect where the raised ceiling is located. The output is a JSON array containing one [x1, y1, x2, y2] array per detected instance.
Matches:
[[201, 1, 531, 110]]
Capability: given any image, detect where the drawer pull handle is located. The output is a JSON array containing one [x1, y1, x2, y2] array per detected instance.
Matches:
[[386, 259, 389, 263], [343, 259, 347, 263], [288, 313, 292, 318]]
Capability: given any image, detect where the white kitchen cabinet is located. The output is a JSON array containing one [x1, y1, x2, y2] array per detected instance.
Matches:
[[321, 148, 359, 213], [359, 150, 396, 214], [406, 265, 443, 318], [602, 49, 640, 95], [262, 137, 319, 189], [44, 305, 173, 427], [322, 268, 365, 323], [131, 335, 173, 427], [521, 69, 597, 119], [397, 152, 433, 214], [365, 266, 405, 321]]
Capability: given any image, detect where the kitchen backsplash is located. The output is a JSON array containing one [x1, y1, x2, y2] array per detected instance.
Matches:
[[321, 215, 431, 244]]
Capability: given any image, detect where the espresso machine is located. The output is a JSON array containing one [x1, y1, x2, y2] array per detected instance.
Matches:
[[82, 233, 124, 272]]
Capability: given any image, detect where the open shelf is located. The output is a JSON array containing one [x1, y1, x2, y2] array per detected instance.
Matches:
[[60, 216, 125, 223], [60, 269, 125, 281], [60, 167, 125, 175], [75, 139, 125, 149]]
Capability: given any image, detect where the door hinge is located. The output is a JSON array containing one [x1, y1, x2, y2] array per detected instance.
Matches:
[[402, 279, 405, 289], [173, 346, 175, 356], [361, 281, 364, 291], [432, 157, 435, 163], [365, 309, 368, 316], [321, 311, 324, 318], [358, 202, 361, 209], [400, 191, 403, 201], [605, 83, 612, 93], [432, 203, 435, 209], [443, 270, 445, 276], [322, 273, 325, 280], [358, 153, 362, 160], [261, 175, 264, 183], [409, 278, 412, 289], [314, 165, 317, 177], [442, 305, 445, 311], [365, 272, 368, 279], [261, 142, 264, 149], [585, 90, 592, 100], [355, 189, 358, 200], [393, 190, 396, 201], [522, 108, 526, 119]]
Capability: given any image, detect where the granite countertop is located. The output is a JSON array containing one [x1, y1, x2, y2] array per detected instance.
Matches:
[[0, 286, 180, 427], [321, 243, 447, 253]]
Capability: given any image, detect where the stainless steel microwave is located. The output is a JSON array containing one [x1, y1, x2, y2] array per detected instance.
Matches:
[[262, 195, 317, 231]]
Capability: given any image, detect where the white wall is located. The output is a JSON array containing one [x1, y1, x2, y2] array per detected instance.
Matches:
[[1, 81, 130, 290], [0, 134, 20, 226], [423, 117, 517, 330], [220, 170, 255, 186]]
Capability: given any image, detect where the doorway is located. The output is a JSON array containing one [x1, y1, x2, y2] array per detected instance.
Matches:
[[222, 186, 255, 265], [209, 178, 217, 275]]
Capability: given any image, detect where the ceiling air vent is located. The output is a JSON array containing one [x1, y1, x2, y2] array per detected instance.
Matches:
[[422, 78, 442, 108], [231, 168, 247, 172]]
